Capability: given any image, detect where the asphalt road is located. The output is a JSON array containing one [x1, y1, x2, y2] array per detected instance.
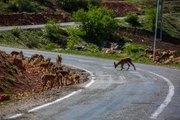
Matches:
[[0, 47, 180, 120], [0, 22, 81, 31]]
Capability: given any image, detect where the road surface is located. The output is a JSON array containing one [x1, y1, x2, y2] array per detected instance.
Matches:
[[0, 47, 180, 120], [0, 22, 81, 31]]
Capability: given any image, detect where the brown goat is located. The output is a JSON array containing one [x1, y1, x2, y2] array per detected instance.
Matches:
[[69, 73, 80, 85], [114, 58, 136, 70], [41, 74, 56, 91], [55, 72, 64, 88], [11, 51, 24, 58], [13, 57, 25, 70], [29, 54, 40, 63], [32, 55, 44, 65], [56, 55, 62, 66], [56, 70, 70, 86]]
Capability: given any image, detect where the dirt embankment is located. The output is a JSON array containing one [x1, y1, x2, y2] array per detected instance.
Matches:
[[0, 13, 71, 26], [101, 1, 141, 17]]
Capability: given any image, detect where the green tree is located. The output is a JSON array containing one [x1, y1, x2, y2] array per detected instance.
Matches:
[[72, 6, 118, 46]]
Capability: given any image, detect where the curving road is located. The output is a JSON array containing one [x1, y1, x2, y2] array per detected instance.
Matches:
[[0, 47, 180, 120]]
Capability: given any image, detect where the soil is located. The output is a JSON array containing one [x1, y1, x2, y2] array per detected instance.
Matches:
[[101, 1, 141, 17], [0, 13, 71, 26]]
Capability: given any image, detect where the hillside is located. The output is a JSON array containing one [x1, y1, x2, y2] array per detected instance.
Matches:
[[0, 50, 42, 103]]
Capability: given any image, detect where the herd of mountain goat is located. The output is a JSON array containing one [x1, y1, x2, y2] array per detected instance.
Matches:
[[8, 50, 81, 92]]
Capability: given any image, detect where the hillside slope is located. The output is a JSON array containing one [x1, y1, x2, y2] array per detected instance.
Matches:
[[0, 51, 42, 102]]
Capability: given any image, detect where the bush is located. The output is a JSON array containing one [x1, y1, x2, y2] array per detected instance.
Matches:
[[88, 43, 99, 53], [125, 13, 141, 27], [72, 6, 118, 46], [66, 27, 86, 38], [43, 43, 58, 50], [123, 43, 145, 54], [144, 8, 156, 31]]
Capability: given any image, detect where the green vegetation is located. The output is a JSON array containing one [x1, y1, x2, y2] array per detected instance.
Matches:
[[0, 28, 48, 49], [125, 13, 141, 28], [43, 20, 68, 48], [143, 8, 156, 32], [72, 6, 121, 46]]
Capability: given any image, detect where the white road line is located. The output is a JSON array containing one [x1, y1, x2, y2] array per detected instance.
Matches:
[[138, 68, 175, 119], [77, 59, 95, 63], [102, 66, 113, 69], [85, 78, 95, 88], [28, 90, 82, 112], [7, 113, 23, 119]]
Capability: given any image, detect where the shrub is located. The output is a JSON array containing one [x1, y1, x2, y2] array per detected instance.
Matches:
[[88, 43, 99, 53], [125, 13, 141, 27], [144, 8, 156, 31], [72, 6, 118, 46], [43, 43, 58, 50], [123, 43, 145, 54]]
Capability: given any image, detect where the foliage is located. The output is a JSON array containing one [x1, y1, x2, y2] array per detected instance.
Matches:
[[58, 0, 101, 13], [87, 43, 99, 53], [72, 6, 119, 46], [143, 8, 156, 31], [66, 27, 86, 38], [67, 36, 86, 50], [43, 43, 58, 50], [43, 20, 68, 47], [125, 13, 141, 27], [123, 43, 146, 54]]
